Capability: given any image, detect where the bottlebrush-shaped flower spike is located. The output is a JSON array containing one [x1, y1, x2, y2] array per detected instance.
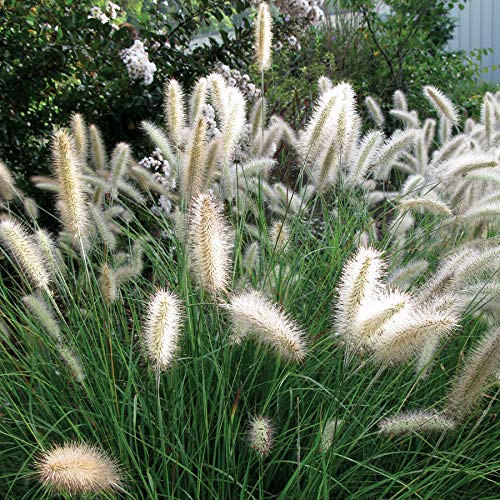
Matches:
[[334, 246, 385, 347], [445, 326, 500, 422], [248, 415, 274, 457], [225, 290, 307, 362], [0, 218, 50, 289], [188, 192, 233, 294], [142, 289, 183, 372], [255, 2, 273, 72], [51, 130, 89, 245], [35, 442, 122, 494], [379, 410, 455, 435]]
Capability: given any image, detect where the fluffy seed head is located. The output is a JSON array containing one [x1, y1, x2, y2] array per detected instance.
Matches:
[[226, 290, 307, 362], [188, 192, 233, 294], [70, 113, 88, 162], [371, 308, 458, 364], [248, 415, 274, 457], [35, 442, 121, 494], [423, 85, 459, 124], [320, 418, 343, 452], [365, 96, 385, 127], [163, 79, 186, 149], [0, 159, 17, 201], [334, 246, 385, 346], [58, 344, 86, 384], [445, 326, 500, 422], [143, 289, 183, 372], [51, 130, 89, 244], [0, 218, 50, 289], [255, 2, 273, 72], [379, 410, 456, 435], [22, 294, 61, 343]]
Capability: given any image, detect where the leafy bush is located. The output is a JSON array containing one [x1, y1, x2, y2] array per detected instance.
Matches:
[[0, 0, 255, 190]]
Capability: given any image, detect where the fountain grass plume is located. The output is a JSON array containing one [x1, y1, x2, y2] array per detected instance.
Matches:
[[142, 288, 183, 372], [35, 442, 122, 495], [0, 159, 18, 201], [255, 2, 272, 73], [188, 192, 233, 294], [163, 79, 186, 149], [0, 218, 50, 290], [334, 246, 385, 348], [225, 290, 307, 362], [51, 130, 89, 247], [423, 85, 459, 124], [379, 410, 456, 435], [181, 115, 207, 202], [445, 326, 500, 422], [365, 96, 385, 128], [248, 415, 274, 457]]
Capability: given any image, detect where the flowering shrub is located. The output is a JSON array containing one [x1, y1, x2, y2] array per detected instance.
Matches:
[[120, 40, 157, 85]]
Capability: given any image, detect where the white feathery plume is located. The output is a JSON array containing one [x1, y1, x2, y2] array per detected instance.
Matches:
[[140, 121, 177, 167], [0, 160, 17, 201], [51, 130, 89, 245], [370, 307, 458, 364], [387, 260, 429, 291], [354, 290, 412, 346], [58, 344, 86, 384], [422, 118, 436, 150], [248, 415, 274, 457], [334, 246, 385, 346], [22, 293, 62, 342], [393, 90, 408, 111], [298, 87, 340, 165], [36, 442, 122, 494], [188, 192, 233, 294], [317, 76, 333, 95], [365, 96, 385, 127], [70, 113, 88, 163], [389, 109, 420, 128], [423, 85, 459, 124], [378, 410, 455, 435], [88, 124, 107, 174], [207, 72, 228, 123], [180, 115, 207, 201], [397, 195, 453, 217], [142, 288, 183, 372], [163, 79, 186, 149], [226, 290, 307, 362], [445, 326, 500, 422], [373, 129, 416, 180], [255, 2, 273, 72], [109, 142, 131, 197], [0, 218, 50, 289], [190, 77, 208, 122]]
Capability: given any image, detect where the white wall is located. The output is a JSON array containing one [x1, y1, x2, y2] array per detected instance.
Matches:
[[448, 0, 500, 84]]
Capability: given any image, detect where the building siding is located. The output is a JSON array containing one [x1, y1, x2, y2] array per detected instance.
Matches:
[[448, 0, 500, 84]]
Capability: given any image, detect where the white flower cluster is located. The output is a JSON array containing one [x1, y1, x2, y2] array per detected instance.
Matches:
[[139, 148, 174, 215], [88, 1, 121, 27], [120, 40, 157, 86], [274, 34, 301, 51], [217, 64, 261, 102], [275, 0, 325, 25], [201, 104, 221, 142]]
